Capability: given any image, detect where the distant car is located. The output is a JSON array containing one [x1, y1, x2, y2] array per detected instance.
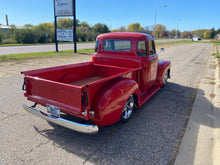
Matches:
[[192, 36, 201, 41]]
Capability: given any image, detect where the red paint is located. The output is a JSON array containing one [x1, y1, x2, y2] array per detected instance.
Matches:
[[22, 32, 171, 126]]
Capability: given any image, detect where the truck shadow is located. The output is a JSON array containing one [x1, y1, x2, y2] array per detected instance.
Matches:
[[33, 82, 220, 165]]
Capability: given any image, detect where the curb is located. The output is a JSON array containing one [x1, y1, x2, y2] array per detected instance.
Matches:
[[213, 46, 220, 165], [174, 44, 219, 165]]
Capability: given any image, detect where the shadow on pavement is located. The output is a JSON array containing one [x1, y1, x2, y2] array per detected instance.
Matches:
[[32, 82, 217, 165]]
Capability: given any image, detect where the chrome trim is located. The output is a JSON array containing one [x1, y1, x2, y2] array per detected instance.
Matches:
[[82, 110, 87, 116], [23, 104, 99, 134]]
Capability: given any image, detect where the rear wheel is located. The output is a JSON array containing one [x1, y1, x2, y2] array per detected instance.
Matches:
[[120, 95, 135, 123]]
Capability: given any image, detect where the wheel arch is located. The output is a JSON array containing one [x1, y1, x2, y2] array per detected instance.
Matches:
[[157, 60, 171, 86], [92, 78, 140, 126]]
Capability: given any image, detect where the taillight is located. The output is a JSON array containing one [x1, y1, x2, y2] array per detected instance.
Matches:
[[24, 91, 27, 97]]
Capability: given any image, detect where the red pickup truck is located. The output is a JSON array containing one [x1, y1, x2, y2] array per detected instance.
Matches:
[[22, 33, 171, 134]]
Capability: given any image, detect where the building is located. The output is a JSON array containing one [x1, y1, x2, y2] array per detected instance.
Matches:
[[215, 34, 220, 40], [0, 25, 24, 32]]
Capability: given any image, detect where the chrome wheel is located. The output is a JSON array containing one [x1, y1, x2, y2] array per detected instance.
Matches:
[[121, 95, 135, 122], [163, 71, 168, 86]]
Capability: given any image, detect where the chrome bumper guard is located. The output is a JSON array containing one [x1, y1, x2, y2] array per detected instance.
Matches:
[[23, 104, 99, 134]]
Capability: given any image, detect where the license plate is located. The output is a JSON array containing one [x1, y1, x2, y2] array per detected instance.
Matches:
[[47, 104, 60, 118]]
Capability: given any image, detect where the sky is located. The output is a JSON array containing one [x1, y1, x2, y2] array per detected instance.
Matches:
[[0, 0, 220, 32]]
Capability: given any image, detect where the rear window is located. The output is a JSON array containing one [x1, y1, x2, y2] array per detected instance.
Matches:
[[103, 39, 131, 52]]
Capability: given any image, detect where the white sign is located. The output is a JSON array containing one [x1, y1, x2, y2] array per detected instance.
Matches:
[[57, 29, 73, 42], [55, 0, 73, 16]]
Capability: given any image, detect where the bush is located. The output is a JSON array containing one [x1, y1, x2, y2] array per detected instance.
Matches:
[[14, 28, 36, 44], [2, 38, 18, 44], [0, 31, 2, 44]]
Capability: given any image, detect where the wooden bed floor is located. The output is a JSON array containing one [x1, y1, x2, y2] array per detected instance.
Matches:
[[69, 76, 103, 86]]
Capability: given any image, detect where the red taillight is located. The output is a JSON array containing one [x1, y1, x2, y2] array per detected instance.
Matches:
[[24, 91, 27, 97]]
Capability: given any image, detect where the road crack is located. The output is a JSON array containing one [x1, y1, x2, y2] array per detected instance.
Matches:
[[0, 110, 25, 122], [10, 140, 50, 164]]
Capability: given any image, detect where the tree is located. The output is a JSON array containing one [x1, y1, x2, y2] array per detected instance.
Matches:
[[57, 18, 80, 29], [143, 26, 153, 34], [119, 26, 126, 32], [181, 31, 192, 38], [14, 28, 36, 44], [127, 23, 143, 32], [24, 24, 33, 28], [93, 23, 110, 34], [169, 29, 176, 38], [202, 31, 208, 39], [161, 30, 168, 38], [210, 28, 215, 39], [0, 31, 2, 44], [33, 23, 55, 43], [155, 24, 166, 38], [111, 29, 119, 32]]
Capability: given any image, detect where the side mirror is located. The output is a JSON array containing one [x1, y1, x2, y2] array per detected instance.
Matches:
[[159, 48, 165, 55]]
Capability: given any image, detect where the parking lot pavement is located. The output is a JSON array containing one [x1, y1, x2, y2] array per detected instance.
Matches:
[[0, 43, 213, 165]]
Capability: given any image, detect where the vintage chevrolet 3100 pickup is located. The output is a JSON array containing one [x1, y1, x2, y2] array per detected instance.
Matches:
[[21, 32, 171, 134]]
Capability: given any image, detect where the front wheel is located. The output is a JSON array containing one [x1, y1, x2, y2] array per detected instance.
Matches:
[[163, 71, 168, 86], [120, 95, 135, 123]]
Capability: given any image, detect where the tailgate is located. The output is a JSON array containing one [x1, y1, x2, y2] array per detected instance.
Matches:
[[25, 76, 83, 115]]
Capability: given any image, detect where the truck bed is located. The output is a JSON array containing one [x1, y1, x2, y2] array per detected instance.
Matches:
[[22, 62, 140, 119]]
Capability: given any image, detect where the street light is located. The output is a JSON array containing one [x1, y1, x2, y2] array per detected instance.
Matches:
[[154, 5, 167, 39]]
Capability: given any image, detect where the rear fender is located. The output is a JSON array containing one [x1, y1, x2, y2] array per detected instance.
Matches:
[[157, 60, 171, 86], [92, 78, 140, 126]]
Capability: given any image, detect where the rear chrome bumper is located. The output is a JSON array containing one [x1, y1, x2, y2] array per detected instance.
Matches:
[[23, 104, 99, 134]]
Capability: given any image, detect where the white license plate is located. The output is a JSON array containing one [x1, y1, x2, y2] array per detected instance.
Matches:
[[47, 104, 60, 118]]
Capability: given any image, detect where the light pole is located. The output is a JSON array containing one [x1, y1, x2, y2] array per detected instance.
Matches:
[[176, 19, 180, 39], [154, 5, 167, 39]]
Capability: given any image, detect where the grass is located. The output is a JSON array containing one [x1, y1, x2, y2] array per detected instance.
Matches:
[[0, 41, 95, 47], [211, 40, 220, 45], [156, 39, 192, 46], [212, 53, 220, 58], [0, 48, 94, 61], [0, 40, 194, 61]]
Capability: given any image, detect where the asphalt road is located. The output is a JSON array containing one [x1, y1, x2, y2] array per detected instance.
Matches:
[[0, 43, 212, 165], [0, 39, 188, 55]]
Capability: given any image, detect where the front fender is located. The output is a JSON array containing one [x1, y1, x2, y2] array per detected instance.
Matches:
[[157, 60, 171, 86], [92, 78, 140, 126]]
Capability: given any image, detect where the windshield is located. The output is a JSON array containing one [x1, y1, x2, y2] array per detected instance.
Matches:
[[95, 40, 99, 52], [103, 39, 131, 52]]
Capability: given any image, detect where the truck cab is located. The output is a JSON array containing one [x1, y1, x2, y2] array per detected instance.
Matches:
[[93, 33, 169, 92]]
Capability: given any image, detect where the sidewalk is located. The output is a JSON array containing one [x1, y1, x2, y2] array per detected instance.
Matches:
[[174, 45, 220, 165]]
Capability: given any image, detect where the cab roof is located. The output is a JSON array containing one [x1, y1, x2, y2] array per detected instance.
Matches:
[[97, 32, 153, 40]]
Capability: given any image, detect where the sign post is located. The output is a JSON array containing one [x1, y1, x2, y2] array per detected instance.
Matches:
[[54, 0, 77, 53], [73, 0, 77, 53]]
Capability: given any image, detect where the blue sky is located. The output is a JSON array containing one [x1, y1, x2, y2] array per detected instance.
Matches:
[[0, 0, 219, 32]]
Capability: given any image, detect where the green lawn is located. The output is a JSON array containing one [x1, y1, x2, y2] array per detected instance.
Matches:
[[0, 41, 95, 47], [0, 48, 95, 61], [155, 40, 192, 46], [2, 40, 209, 61]]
